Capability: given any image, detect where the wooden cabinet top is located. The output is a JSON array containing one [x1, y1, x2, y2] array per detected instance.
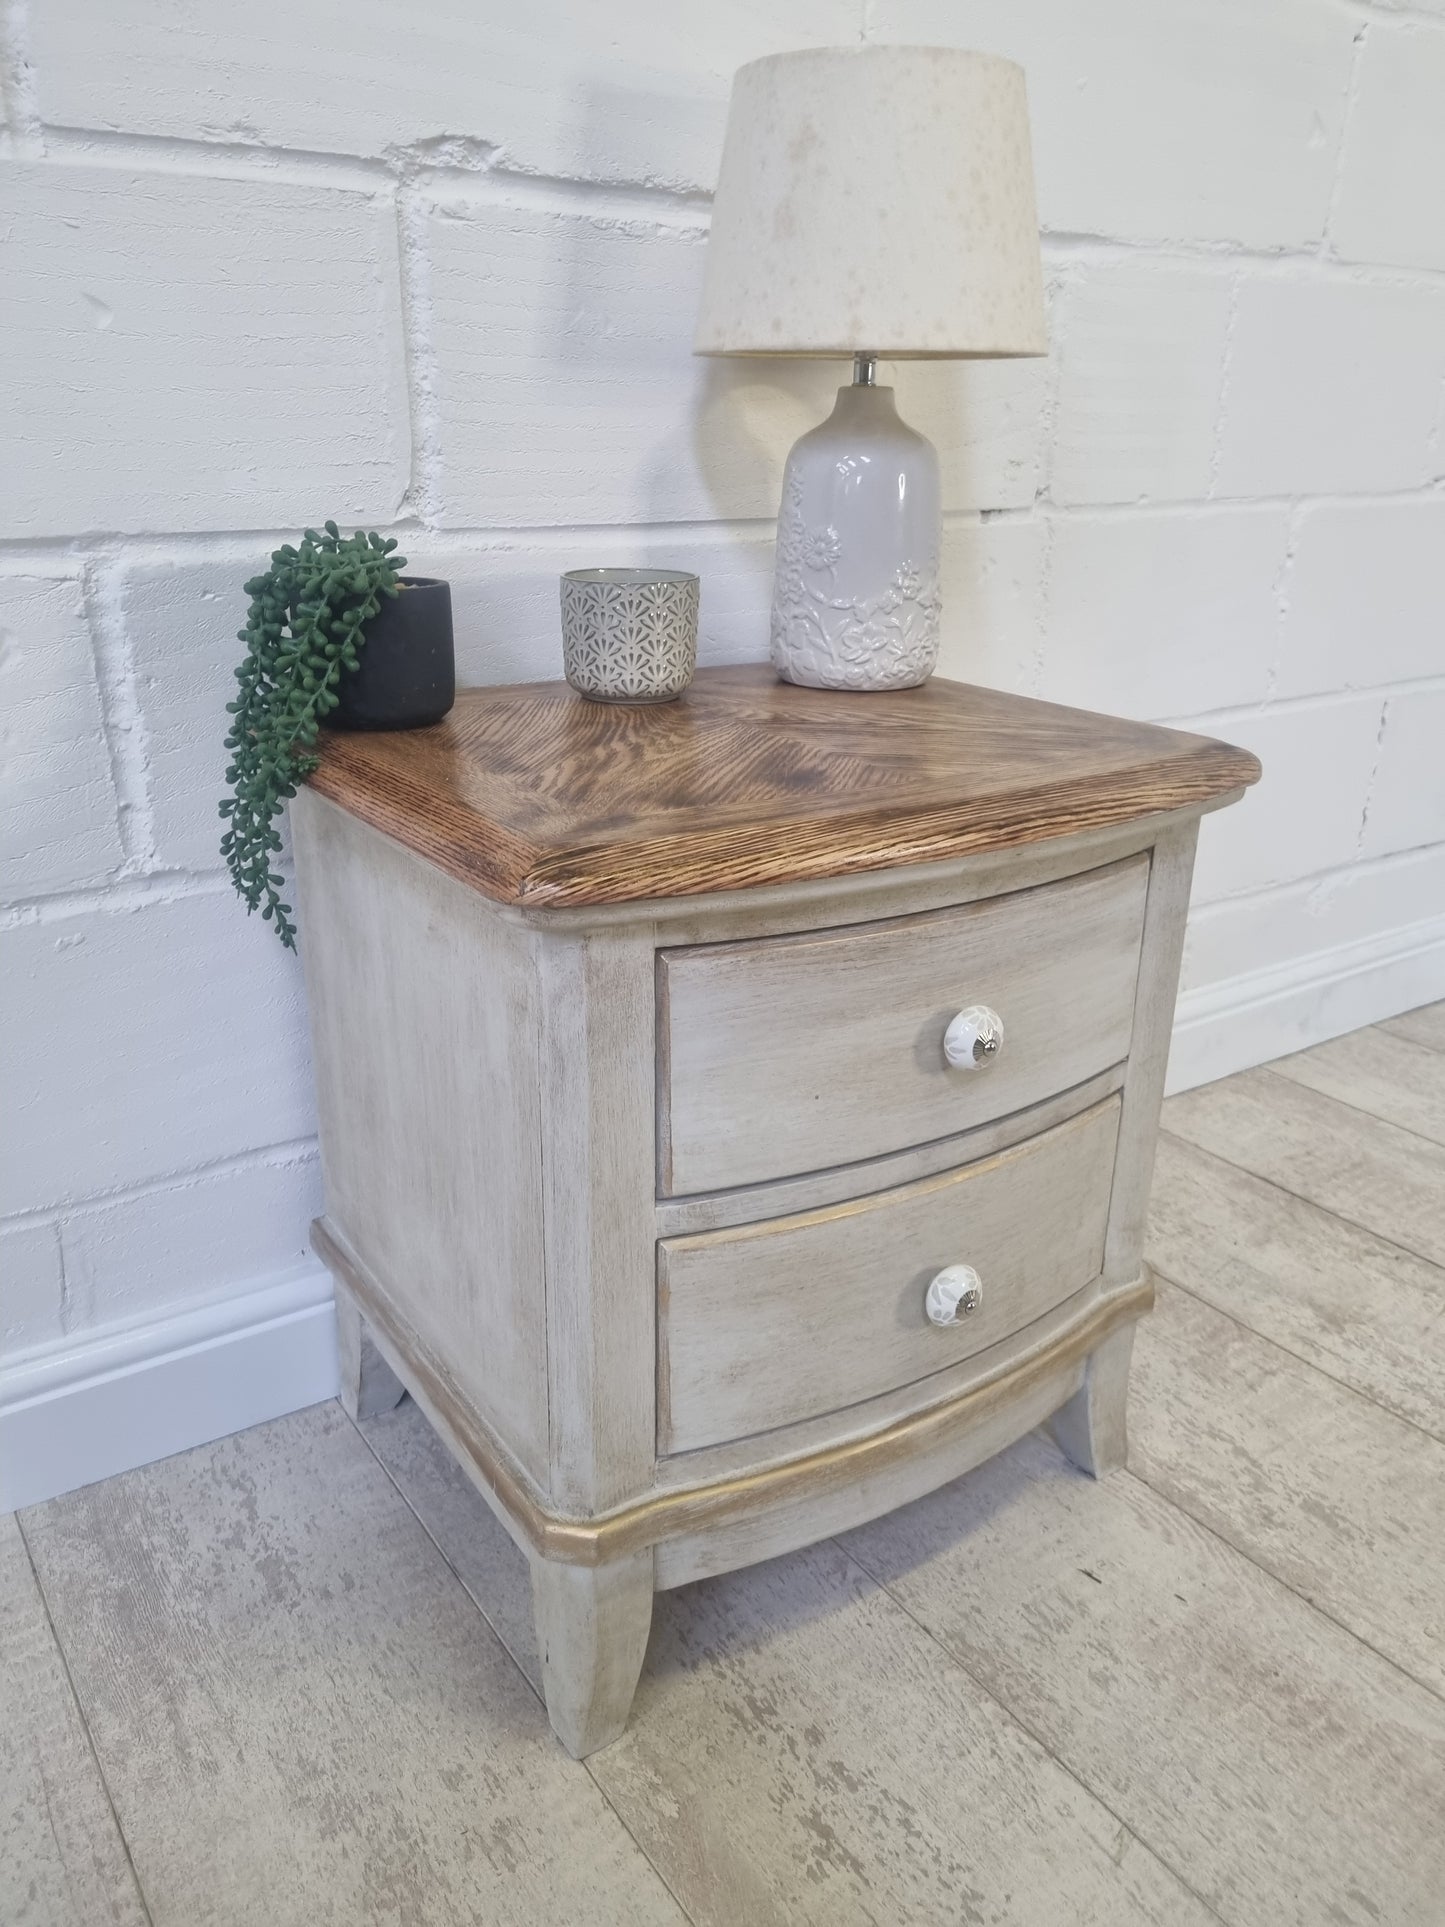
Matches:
[[307, 664, 1260, 908]]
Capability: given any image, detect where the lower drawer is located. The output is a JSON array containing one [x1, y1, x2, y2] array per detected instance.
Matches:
[[657, 1096, 1120, 1455]]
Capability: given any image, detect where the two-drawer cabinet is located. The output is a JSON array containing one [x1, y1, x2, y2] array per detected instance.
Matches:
[[295, 665, 1259, 1755]]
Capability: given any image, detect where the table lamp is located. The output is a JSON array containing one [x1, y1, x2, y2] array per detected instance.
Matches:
[[696, 46, 1047, 691]]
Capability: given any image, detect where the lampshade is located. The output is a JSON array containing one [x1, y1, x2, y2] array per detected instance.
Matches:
[[695, 46, 1046, 360]]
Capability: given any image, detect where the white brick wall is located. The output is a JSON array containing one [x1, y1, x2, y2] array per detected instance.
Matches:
[[27, 0, 845, 189], [1333, 24, 1445, 272], [1, 892, 316, 1217], [1362, 686, 1445, 861], [1213, 276, 1445, 498], [1048, 262, 1234, 507], [0, 574, 123, 893], [1, 164, 411, 536], [3, 1, 1444, 1386], [871, 0, 1359, 248], [1038, 508, 1286, 719]]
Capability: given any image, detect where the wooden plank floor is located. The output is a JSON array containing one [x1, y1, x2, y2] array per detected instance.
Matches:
[[7, 1004, 1445, 1925]]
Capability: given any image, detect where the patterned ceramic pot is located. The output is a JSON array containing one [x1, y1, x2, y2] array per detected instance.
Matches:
[[560, 568, 700, 704]]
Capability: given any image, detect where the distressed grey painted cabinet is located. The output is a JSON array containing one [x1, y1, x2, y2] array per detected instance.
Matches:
[[293, 665, 1258, 1756]]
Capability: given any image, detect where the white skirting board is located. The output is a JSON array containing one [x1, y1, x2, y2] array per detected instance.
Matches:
[[5, 914, 1444, 1514], [0, 1266, 339, 1512], [1167, 908, 1445, 1095]]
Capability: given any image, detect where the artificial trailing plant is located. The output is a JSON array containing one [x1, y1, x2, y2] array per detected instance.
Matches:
[[221, 523, 405, 948]]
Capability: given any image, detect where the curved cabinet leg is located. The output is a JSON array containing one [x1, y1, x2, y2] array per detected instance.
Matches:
[[1051, 1321, 1136, 1478], [335, 1285, 406, 1422], [531, 1550, 654, 1759]]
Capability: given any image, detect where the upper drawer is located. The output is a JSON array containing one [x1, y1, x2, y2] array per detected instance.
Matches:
[[658, 1097, 1120, 1455], [657, 856, 1148, 1196]]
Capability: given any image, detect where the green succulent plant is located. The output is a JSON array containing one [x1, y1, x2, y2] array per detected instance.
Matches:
[[221, 523, 406, 949]]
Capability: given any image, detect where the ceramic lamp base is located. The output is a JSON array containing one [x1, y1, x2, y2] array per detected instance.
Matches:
[[770, 381, 942, 692]]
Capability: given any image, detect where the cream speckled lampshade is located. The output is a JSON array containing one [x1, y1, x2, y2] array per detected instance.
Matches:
[[695, 45, 1046, 360]]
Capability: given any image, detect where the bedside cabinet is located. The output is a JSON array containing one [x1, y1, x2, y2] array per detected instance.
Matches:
[[293, 664, 1259, 1757]]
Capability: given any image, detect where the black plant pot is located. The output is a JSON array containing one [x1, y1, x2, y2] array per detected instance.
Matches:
[[329, 577, 455, 731]]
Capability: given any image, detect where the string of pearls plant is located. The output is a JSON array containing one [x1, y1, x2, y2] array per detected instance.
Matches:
[[221, 523, 405, 949]]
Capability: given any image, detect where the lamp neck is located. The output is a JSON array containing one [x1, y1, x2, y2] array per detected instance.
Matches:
[[852, 353, 879, 388]]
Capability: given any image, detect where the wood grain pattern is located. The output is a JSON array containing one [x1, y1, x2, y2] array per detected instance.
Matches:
[[1270, 1024, 1445, 1146], [659, 1100, 1120, 1455], [655, 1063, 1126, 1238], [1131, 1282, 1445, 1695], [1164, 1066, 1445, 1267], [355, 1412, 1217, 1927], [1148, 1133, 1445, 1440], [0, 1514, 147, 1927], [658, 856, 1145, 1195], [532, 805, 1201, 939], [844, 1430, 1445, 1927], [307, 664, 1260, 908], [293, 792, 551, 1485], [19, 1406, 684, 1927]]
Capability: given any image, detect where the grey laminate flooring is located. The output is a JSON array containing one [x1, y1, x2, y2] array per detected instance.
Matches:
[[7, 1009, 1445, 1925]]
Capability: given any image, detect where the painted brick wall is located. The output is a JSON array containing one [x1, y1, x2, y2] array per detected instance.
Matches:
[[3, 0, 1443, 1379]]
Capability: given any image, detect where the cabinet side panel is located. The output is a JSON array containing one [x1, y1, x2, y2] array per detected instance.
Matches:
[[1104, 817, 1200, 1284], [292, 790, 549, 1485]]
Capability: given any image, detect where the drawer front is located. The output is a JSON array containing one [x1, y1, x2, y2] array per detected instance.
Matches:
[[658, 1097, 1120, 1456], [658, 856, 1147, 1196]]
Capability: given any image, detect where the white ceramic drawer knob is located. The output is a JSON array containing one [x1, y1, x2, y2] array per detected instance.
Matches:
[[943, 1004, 1004, 1070], [925, 1265, 983, 1327]]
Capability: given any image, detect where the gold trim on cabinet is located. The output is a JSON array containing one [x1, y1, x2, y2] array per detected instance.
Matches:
[[313, 1217, 1153, 1569]]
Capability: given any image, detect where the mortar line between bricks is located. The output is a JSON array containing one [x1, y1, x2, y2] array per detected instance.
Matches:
[[20, 118, 1445, 289], [80, 560, 158, 873], [0, 517, 786, 567], [1204, 271, 1244, 502], [1161, 673, 1445, 732], [0, 1137, 322, 1235], [1186, 843, 1445, 926], [1038, 229, 1445, 289], [1322, 17, 1371, 260], [36, 123, 713, 225], [1354, 697, 1394, 861], [975, 481, 1445, 524], [3, 484, 1444, 570], [394, 182, 443, 528], [0, 0, 43, 150], [1339, 0, 1445, 32], [1264, 500, 1307, 701], [0, 866, 234, 927]]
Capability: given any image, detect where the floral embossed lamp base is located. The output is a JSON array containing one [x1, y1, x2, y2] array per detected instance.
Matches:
[[770, 378, 941, 692]]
